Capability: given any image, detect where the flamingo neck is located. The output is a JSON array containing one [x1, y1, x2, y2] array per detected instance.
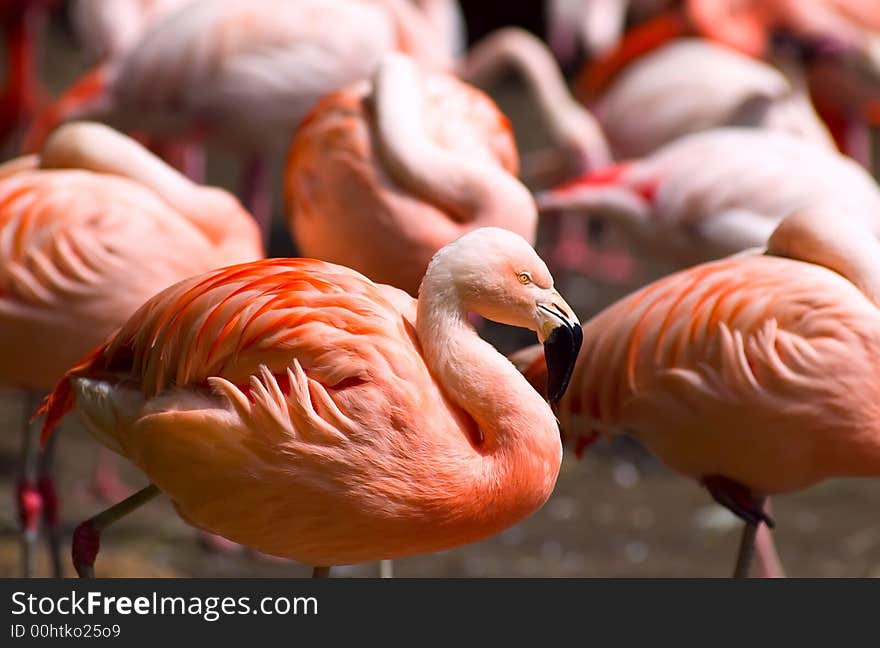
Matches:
[[39, 123, 260, 254], [459, 28, 611, 173], [369, 55, 537, 234], [415, 263, 561, 494]]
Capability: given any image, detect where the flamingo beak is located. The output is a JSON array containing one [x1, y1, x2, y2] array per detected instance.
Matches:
[[535, 290, 583, 404]]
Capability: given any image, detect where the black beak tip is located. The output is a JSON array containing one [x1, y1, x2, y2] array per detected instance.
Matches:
[[543, 321, 583, 404]]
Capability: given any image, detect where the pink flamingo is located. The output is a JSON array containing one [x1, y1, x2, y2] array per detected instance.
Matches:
[[38, 228, 582, 578], [537, 127, 880, 281], [0, 121, 262, 576], [285, 53, 536, 297], [512, 207, 880, 577], [25, 0, 452, 242]]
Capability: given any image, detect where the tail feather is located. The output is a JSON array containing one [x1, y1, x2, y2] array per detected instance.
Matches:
[[36, 345, 108, 447], [22, 65, 112, 154]]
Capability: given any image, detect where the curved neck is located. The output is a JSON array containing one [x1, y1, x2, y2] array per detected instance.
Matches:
[[460, 28, 611, 173], [415, 264, 561, 480], [39, 123, 254, 248], [767, 210, 880, 306], [370, 55, 536, 229]]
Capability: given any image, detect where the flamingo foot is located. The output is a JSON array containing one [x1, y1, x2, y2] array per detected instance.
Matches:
[[701, 475, 774, 528], [73, 484, 161, 578], [72, 520, 99, 578]]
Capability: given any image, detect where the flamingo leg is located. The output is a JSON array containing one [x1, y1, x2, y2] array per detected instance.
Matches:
[[73, 484, 160, 578], [90, 446, 131, 503], [701, 475, 777, 579], [754, 516, 786, 578], [16, 392, 41, 578], [312, 566, 331, 578], [37, 426, 62, 578], [733, 509, 762, 579], [240, 156, 272, 247], [379, 559, 394, 578]]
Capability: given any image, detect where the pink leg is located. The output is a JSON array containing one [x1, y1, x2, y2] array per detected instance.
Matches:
[[90, 446, 131, 504], [753, 500, 786, 578], [37, 427, 62, 577], [16, 391, 41, 577], [148, 139, 206, 184], [544, 213, 637, 283], [240, 156, 272, 246]]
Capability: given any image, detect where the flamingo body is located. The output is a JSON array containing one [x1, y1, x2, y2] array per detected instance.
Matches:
[[29, 0, 450, 154], [0, 122, 262, 391], [517, 227, 880, 495], [592, 39, 835, 159]]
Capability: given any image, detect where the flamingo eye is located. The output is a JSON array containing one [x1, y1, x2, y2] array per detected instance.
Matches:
[[517, 272, 532, 285]]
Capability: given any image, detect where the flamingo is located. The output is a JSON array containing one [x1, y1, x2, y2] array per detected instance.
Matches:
[[537, 128, 880, 282], [0, 0, 57, 148], [574, 2, 880, 166], [24, 0, 452, 242], [37, 227, 583, 578], [285, 53, 536, 297], [511, 207, 880, 577], [0, 121, 262, 576]]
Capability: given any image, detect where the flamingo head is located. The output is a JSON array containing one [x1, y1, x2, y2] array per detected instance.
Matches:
[[424, 227, 583, 403]]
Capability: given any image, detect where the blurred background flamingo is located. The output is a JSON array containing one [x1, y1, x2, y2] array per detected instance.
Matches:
[[0, 121, 261, 576], [24, 0, 453, 244], [537, 128, 880, 285], [513, 208, 880, 577], [285, 54, 536, 296]]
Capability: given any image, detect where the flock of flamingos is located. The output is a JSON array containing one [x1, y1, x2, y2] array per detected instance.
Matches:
[[1, 0, 880, 580]]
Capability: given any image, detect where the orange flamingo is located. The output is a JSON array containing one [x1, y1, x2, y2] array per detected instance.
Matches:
[[38, 227, 582, 578], [512, 207, 880, 577], [1, 121, 262, 576], [285, 53, 536, 296], [25, 0, 451, 241]]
